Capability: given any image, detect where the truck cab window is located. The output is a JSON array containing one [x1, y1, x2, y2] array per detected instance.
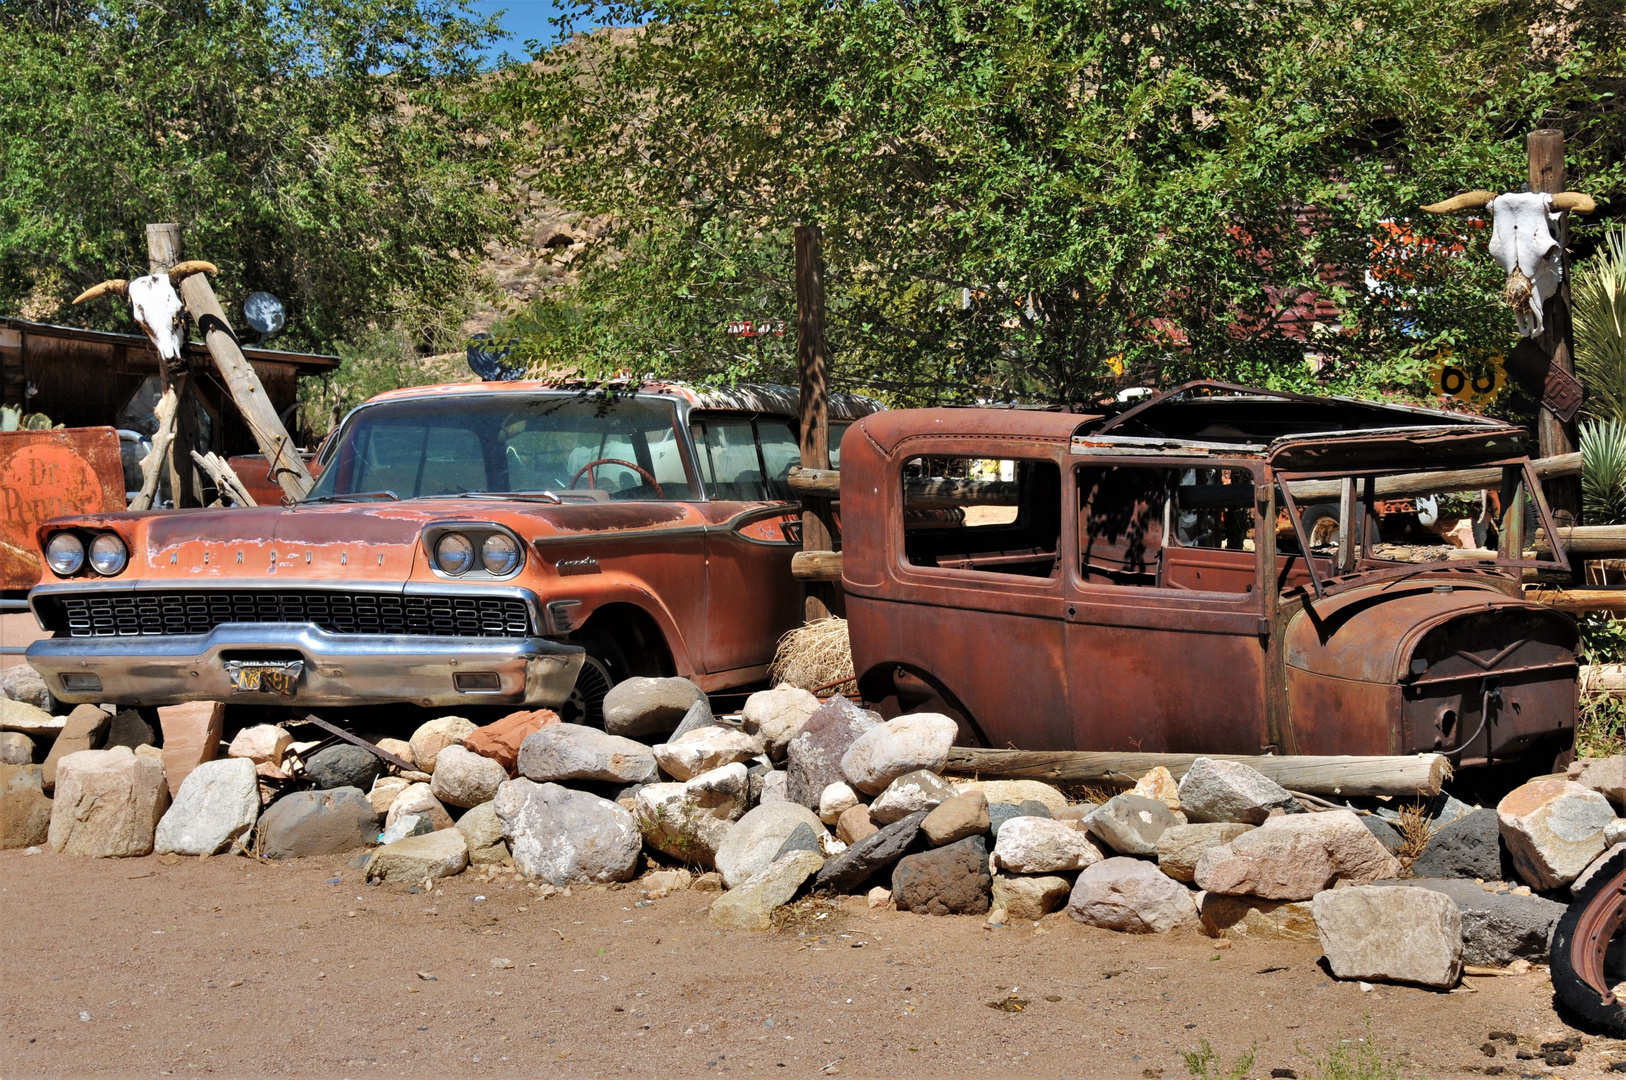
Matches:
[[901, 457, 1061, 577]]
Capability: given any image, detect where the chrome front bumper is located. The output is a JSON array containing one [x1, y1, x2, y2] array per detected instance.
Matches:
[[26, 623, 585, 708]]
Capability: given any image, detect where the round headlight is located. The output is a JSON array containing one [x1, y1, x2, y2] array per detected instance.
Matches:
[[434, 532, 476, 575], [481, 533, 521, 576], [44, 533, 85, 576], [88, 533, 128, 576]]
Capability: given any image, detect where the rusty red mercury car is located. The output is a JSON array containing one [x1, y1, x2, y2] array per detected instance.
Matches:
[[23, 381, 878, 723], [839, 382, 1579, 772]]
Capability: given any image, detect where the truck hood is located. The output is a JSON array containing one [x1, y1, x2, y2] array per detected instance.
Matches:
[[1284, 577, 1577, 684]]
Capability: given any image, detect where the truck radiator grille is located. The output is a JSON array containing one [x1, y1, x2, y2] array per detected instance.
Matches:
[[45, 592, 532, 639]]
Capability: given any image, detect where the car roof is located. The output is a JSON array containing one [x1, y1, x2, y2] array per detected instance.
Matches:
[[365, 380, 884, 421], [854, 407, 1101, 454]]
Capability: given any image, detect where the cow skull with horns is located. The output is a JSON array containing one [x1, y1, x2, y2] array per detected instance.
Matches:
[[72, 261, 218, 361], [1421, 189, 1596, 337]]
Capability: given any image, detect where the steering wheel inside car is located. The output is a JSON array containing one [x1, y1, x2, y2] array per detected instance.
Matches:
[[569, 458, 665, 498]]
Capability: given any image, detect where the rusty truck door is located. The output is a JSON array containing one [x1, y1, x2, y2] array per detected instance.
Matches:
[[1064, 448, 1274, 754]]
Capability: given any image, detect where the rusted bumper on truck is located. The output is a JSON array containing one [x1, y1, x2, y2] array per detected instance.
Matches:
[[26, 623, 584, 709]]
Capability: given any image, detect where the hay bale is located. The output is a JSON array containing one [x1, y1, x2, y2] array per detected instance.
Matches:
[[768, 618, 854, 694]]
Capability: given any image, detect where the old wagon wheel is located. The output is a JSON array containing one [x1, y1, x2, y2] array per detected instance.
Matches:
[[1552, 846, 1626, 1036]]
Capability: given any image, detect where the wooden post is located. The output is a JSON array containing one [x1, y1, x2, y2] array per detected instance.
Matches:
[[1529, 130, 1580, 521], [144, 223, 205, 508], [795, 224, 836, 621], [175, 275, 315, 501]]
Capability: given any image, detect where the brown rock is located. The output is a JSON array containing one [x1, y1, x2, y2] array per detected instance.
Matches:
[[0, 763, 52, 849], [48, 746, 170, 857], [922, 791, 990, 846], [891, 835, 992, 916], [1197, 893, 1319, 941], [462, 709, 559, 774], [409, 716, 477, 775], [990, 873, 1071, 922], [157, 701, 224, 796], [41, 704, 111, 790], [785, 697, 881, 808], [836, 803, 878, 846], [1156, 822, 1254, 883], [1567, 756, 1626, 809], [1193, 809, 1402, 900], [1498, 778, 1615, 889]]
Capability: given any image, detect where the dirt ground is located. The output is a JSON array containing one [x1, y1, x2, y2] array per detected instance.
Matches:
[[1, 848, 1619, 1080]]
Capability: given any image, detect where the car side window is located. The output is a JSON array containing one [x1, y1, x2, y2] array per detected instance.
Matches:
[[693, 419, 764, 500], [756, 419, 801, 500], [900, 456, 1061, 577], [1077, 465, 1257, 591]]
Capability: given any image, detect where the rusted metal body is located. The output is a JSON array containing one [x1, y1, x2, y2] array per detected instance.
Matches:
[[0, 428, 126, 591], [843, 383, 1579, 766], [23, 381, 880, 716]]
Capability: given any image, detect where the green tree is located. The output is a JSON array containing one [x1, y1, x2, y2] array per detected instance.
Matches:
[[494, 0, 1625, 406], [0, 0, 513, 351]]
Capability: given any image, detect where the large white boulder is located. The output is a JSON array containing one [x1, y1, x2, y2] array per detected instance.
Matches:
[[841, 714, 958, 795], [742, 686, 822, 762], [1068, 858, 1197, 933], [495, 778, 641, 885], [48, 746, 170, 858], [714, 801, 828, 889], [154, 757, 259, 856], [408, 716, 477, 774], [992, 816, 1103, 874], [635, 763, 750, 868], [1176, 757, 1298, 824], [1312, 885, 1463, 989], [429, 744, 509, 809], [653, 726, 763, 782], [517, 723, 658, 785]]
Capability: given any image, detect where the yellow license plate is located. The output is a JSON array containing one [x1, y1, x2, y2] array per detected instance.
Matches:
[[226, 662, 302, 698]]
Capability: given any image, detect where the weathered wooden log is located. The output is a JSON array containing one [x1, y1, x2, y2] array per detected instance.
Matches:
[[1534, 525, 1626, 556], [190, 450, 258, 507], [1582, 664, 1626, 695], [1531, 588, 1626, 614], [1285, 453, 1579, 503], [788, 465, 840, 498], [942, 747, 1450, 798], [791, 549, 843, 581], [129, 387, 179, 512], [175, 274, 314, 501]]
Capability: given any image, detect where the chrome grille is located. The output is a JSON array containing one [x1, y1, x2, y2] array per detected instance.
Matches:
[[47, 591, 531, 639]]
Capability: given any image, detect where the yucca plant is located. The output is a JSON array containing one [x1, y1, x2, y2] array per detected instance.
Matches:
[[1576, 229, 1626, 428], [1582, 418, 1626, 525]]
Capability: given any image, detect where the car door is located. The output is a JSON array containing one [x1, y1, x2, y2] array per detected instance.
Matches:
[[1064, 453, 1274, 754]]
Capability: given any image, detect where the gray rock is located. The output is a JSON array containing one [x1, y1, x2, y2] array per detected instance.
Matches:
[[1176, 757, 1298, 824], [496, 778, 641, 884], [773, 821, 822, 862], [869, 769, 956, 825], [1498, 779, 1614, 889], [713, 801, 827, 889], [455, 801, 510, 865], [709, 850, 824, 930], [428, 744, 508, 809], [104, 710, 157, 751], [1, 663, 54, 712], [1087, 793, 1179, 856], [365, 828, 468, 883], [0, 731, 34, 765], [258, 787, 380, 858], [602, 677, 707, 739], [1067, 857, 1197, 933], [786, 697, 881, 808], [0, 763, 52, 849], [668, 698, 716, 743], [1361, 815, 1403, 853], [1312, 885, 1463, 988], [742, 686, 822, 762], [1411, 807, 1508, 880], [758, 770, 789, 805], [1155, 822, 1253, 883], [814, 810, 929, 894], [840, 713, 958, 794], [379, 812, 434, 844], [1569, 756, 1626, 809], [635, 763, 750, 868], [988, 800, 1051, 838], [154, 757, 259, 856], [891, 835, 991, 916], [304, 744, 384, 792], [517, 723, 658, 785], [1375, 877, 1563, 965]]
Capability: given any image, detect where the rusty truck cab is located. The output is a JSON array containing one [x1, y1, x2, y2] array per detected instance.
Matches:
[[842, 383, 1578, 768]]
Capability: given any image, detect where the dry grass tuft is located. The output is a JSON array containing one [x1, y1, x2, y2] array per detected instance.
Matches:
[[1393, 804, 1438, 869], [770, 894, 846, 935], [768, 617, 855, 694], [1058, 781, 1128, 806]]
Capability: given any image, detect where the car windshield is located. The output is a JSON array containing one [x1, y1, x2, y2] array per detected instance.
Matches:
[[306, 392, 695, 501]]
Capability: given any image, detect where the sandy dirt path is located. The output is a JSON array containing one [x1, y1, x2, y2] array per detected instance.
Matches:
[[0, 846, 1616, 1079]]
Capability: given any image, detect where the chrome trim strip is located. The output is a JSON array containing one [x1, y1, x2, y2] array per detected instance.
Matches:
[[26, 622, 584, 709]]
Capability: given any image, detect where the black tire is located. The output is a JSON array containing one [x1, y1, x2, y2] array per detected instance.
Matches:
[[560, 633, 625, 728], [1552, 846, 1626, 1036], [1301, 503, 1381, 550]]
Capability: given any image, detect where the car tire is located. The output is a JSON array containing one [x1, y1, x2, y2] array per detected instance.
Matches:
[[560, 633, 624, 728], [1551, 845, 1626, 1036], [1301, 503, 1381, 550]]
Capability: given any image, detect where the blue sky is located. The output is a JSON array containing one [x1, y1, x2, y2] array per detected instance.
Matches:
[[470, 0, 571, 65]]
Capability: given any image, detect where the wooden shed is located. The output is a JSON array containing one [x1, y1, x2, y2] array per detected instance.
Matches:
[[0, 316, 339, 455]]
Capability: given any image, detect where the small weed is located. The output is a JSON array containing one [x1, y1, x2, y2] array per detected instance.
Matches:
[[1181, 1039, 1255, 1080], [771, 894, 844, 935], [1299, 1020, 1401, 1080], [1580, 688, 1626, 759], [1059, 782, 1128, 805]]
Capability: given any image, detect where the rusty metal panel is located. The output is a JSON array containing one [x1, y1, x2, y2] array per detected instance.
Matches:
[[0, 428, 125, 589], [1285, 669, 1404, 756]]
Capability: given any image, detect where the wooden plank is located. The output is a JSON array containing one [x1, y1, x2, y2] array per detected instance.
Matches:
[[795, 223, 835, 621], [787, 465, 840, 498], [177, 274, 314, 501], [1530, 588, 1626, 614], [942, 747, 1450, 797], [791, 550, 843, 581]]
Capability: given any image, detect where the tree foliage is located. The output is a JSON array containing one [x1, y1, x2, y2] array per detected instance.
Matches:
[[0, 0, 512, 350], [495, 0, 1626, 406]]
